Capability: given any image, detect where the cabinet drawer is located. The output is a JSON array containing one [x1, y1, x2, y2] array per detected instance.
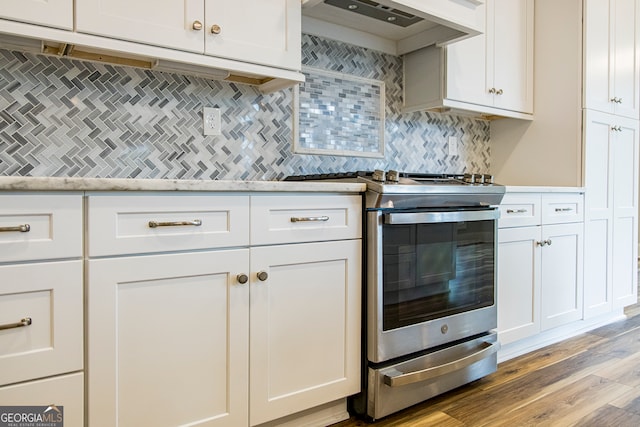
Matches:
[[87, 193, 250, 256], [498, 193, 541, 228], [0, 261, 83, 386], [0, 193, 82, 262], [250, 194, 362, 245], [0, 373, 84, 427], [542, 193, 584, 224]]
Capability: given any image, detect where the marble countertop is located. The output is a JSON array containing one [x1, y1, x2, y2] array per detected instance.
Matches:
[[0, 176, 366, 193]]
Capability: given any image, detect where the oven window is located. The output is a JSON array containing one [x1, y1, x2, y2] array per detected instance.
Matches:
[[382, 219, 494, 330]]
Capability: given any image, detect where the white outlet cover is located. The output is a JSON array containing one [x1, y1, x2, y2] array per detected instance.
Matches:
[[203, 107, 221, 136], [448, 136, 458, 156]]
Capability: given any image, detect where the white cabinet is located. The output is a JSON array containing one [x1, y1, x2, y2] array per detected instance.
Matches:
[[88, 249, 250, 427], [249, 240, 361, 426], [0, 193, 84, 425], [76, 0, 301, 71], [87, 192, 361, 427], [403, 0, 533, 118], [584, 111, 639, 317], [0, 0, 72, 30], [584, 0, 640, 119], [497, 192, 584, 345]]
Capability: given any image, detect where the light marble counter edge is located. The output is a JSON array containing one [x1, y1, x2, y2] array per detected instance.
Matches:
[[0, 177, 367, 193]]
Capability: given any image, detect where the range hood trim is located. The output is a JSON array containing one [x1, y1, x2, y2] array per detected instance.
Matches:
[[302, 0, 484, 55]]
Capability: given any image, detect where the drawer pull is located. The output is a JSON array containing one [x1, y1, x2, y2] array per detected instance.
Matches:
[[290, 216, 329, 223], [0, 317, 32, 331], [0, 224, 31, 233], [148, 219, 202, 228], [506, 209, 527, 214], [555, 207, 573, 212]]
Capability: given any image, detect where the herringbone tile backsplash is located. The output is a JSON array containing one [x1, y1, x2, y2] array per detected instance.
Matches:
[[0, 34, 490, 180]]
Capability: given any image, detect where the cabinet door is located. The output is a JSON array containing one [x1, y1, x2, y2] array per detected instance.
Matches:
[[540, 223, 584, 330], [583, 110, 615, 317], [446, 0, 533, 113], [0, 0, 72, 30], [611, 117, 639, 307], [612, 0, 640, 118], [204, 0, 301, 70], [76, 0, 205, 53], [249, 240, 361, 426], [584, 0, 640, 118], [497, 226, 541, 345], [492, 0, 533, 113], [88, 249, 249, 427]]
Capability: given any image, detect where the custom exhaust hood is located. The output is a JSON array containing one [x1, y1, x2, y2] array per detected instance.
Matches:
[[302, 0, 484, 55]]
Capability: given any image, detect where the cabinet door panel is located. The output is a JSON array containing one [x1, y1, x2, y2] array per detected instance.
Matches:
[[446, 31, 491, 106], [540, 223, 583, 330], [584, 111, 614, 214], [492, 0, 533, 112], [497, 226, 541, 345], [612, 216, 637, 307], [249, 240, 361, 426], [0, 0, 72, 30], [584, 218, 612, 316], [88, 249, 249, 427], [205, 0, 301, 70], [612, 0, 640, 118], [584, 0, 615, 114], [76, 0, 205, 53]]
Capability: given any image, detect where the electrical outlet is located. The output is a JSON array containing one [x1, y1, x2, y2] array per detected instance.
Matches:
[[448, 136, 458, 156], [203, 107, 221, 136]]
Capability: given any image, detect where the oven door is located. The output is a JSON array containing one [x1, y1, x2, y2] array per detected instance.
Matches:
[[367, 208, 499, 363]]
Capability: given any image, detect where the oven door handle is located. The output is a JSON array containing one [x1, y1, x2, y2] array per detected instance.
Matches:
[[384, 209, 499, 224], [382, 340, 500, 387]]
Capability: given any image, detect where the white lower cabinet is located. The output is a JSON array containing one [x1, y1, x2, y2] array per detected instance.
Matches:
[[86, 192, 362, 427], [249, 240, 361, 426], [497, 191, 584, 345], [0, 193, 84, 426]]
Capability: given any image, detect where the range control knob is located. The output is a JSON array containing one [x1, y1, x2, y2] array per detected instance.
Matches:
[[372, 169, 386, 182], [386, 170, 400, 183], [483, 174, 495, 184]]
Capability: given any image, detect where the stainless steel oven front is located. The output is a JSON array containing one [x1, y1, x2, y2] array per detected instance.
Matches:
[[367, 207, 500, 363], [360, 204, 501, 420]]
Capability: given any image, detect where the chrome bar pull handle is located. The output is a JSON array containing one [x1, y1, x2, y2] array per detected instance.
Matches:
[[290, 216, 329, 223], [148, 219, 202, 228], [506, 209, 527, 214], [0, 224, 30, 232], [555, 207, 573, 212], [0, 317, 32, 331]]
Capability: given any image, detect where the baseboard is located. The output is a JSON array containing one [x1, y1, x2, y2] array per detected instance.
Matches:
[[255, 399, 349, 427], [497, 309, 626, 363]]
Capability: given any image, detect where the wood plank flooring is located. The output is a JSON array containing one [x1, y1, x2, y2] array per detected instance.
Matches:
[[333, 293, 640, 426]]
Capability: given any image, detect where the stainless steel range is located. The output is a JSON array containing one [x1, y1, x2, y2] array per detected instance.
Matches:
[[287, 170, 505, 420]]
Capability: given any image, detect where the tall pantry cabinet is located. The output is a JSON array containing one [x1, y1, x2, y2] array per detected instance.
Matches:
[[491, 0, 640, 317]]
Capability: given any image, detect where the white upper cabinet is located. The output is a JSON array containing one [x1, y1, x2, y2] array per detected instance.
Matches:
[[75, 0, 301, 70], [76, 0, 206, 54], [584, 0, 640, 119], [204, 0, 300, 71], [0, 0, 72, 30], [446, 0, 533, 114], [403, 0, 533, 119]]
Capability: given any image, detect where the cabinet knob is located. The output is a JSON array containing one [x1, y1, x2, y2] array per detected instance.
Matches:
[[610, 97, 623, 104], [257, 271, 269, 281], [488, 87, 496, 94], [611, 125, 622, 132], [237, 273, 249, 284], [192, 20, 203, 31], [496, 89, 504, 95], [211, 24, 222, 34]]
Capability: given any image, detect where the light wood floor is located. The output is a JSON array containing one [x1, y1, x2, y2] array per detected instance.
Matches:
[[333, 295, 640, 426]]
